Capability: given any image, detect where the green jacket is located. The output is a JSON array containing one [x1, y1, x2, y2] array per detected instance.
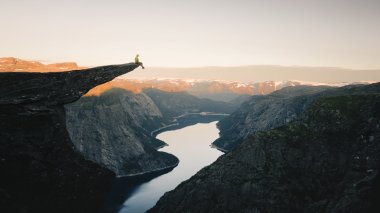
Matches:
[[135, 55, 140, 64]]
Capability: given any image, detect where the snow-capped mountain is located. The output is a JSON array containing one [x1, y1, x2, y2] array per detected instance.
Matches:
[[86, 78, 370, 101]]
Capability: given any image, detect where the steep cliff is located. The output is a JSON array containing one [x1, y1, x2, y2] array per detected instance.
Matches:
[[65, 88, 179, 176], [213, 86, 331, 151], [0, 63, 138, 212], [150, 83, 380, 213], [214, 84, 376, 151]]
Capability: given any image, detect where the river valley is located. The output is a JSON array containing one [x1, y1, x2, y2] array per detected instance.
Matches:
[[102, 121, 223, 213]]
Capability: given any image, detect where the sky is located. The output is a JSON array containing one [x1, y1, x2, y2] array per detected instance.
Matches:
[[0, 0, 380, 69]]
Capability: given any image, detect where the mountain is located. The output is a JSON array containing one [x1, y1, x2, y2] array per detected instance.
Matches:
[[0, 57, 84, 72], [125, 65, 380, 83], [0, 63, 138, 212], [149, 83, 380, 213], [143, 88, 235, 118], [213, 84, 378, 151], [213, 86, 332, 151], [87, 78, 363, 102], [65, 88, 235, 176]]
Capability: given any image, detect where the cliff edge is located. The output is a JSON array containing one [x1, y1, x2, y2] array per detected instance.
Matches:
[[0, 63, 138, 212]]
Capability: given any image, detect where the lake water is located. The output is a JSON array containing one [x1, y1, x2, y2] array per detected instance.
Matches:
[[118, 121, 223, 213]]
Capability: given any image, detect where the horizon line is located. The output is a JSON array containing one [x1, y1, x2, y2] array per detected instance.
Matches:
[[2, 56, 380, 71]]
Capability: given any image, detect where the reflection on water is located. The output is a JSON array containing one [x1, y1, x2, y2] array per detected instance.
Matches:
[[119, 121, 223, 213]]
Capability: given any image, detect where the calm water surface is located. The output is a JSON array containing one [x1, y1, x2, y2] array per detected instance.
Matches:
[[119, 121, 223, 213]]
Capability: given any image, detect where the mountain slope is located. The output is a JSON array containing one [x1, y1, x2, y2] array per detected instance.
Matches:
[[214, 84, 379, 151], [143, 88, 235, 119], [150, 85, 380, 213], [213, 86, 332, 151], [65, 88, 179, 176]]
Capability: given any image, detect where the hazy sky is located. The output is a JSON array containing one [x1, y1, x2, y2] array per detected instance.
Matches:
[[1, 0, 379, 69]]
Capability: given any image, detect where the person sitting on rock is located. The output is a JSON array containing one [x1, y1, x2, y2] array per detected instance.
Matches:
[[135, 54, 145, 69]]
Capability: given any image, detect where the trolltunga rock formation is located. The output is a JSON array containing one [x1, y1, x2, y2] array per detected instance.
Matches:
[[0, 63, 138, 213]]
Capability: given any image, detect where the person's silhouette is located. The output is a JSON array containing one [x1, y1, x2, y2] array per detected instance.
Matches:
[[135, 54, 145, 69]]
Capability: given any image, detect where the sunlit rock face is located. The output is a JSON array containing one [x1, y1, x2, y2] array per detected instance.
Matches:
[[0, 57, 84, 72], [0, 63, 138, 212], [85, 78, 333, 102]]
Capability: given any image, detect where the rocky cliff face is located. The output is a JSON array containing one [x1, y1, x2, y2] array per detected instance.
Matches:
[[150, 83, 380, 213], [0, 63, 138, 212], [213, 86, 331, 151], [214, 84, 376, 151], [65, 88, 179, 176], [65, 88, 235, 176]]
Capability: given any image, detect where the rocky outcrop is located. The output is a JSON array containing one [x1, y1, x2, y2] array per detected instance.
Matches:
[[0, 63, 138, 106], [0, 63, 138, 212], [150, 83, 380, 213], [65, 88, 179, 176]]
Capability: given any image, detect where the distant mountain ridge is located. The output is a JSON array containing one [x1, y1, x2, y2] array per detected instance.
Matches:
[[126, 65, 380, 83], [0, 57, 374, 101], [87, 78, 370, 102], [0, 57, 84, 72]]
